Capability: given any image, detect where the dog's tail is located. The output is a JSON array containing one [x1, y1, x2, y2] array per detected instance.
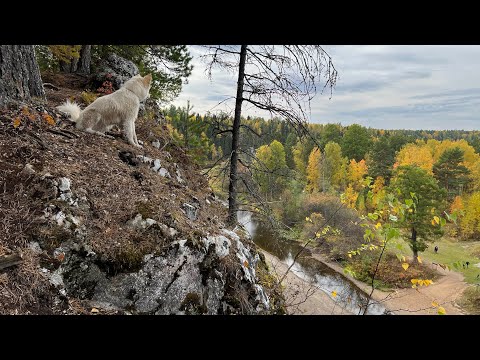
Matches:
[[56, 100, 82, 122]]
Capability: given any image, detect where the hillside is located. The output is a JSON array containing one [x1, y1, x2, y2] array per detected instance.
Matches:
[[0, 73, 283, 315]]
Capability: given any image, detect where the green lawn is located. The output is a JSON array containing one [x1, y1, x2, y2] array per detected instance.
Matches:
[[386, 237, 480, 284]]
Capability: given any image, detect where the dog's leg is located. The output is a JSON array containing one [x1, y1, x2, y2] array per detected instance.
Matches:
[[124, 120, 141, 148], [85, 128, 115, 140], [132, 121, 141, 147]]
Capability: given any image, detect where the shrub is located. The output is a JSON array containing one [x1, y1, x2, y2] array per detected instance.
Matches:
[[81, 91, 98, 105]]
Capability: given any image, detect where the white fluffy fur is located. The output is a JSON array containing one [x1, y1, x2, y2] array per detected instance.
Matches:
[[57, 99, 81, 121], [56, 74, 152, 147]]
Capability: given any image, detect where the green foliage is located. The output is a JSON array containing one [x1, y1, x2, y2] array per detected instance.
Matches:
[[342, 124, 372, 161], [92, 45, 192, 102], [367, 134, 408, 183], [35, 45, 81, 71], [320, 123, 343, 150], [322, 141, 347, 191], [254, 140, 288, 199], [389, 166, 447, 256], [433, 147, 471, 199], [165, 104, 214, 164]]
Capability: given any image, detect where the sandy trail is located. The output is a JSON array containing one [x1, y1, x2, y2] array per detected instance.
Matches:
[[262, 249, 468, 315], [310, 253, 468, 315], [262, 251, 353, 315]]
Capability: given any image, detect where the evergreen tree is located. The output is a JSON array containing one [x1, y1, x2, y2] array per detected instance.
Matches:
[[390, 166, 446, 262], [342, 124, 372, 161], [433, 147, 471, 198]]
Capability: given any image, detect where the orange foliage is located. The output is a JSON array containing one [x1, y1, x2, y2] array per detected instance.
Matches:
[[450, 195, 464, 214]]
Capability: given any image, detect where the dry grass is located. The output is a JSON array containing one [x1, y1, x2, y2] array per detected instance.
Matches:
[[0, 73, 269, 314]]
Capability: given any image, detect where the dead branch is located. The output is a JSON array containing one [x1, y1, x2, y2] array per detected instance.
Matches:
[[0, 253, 23, 270]]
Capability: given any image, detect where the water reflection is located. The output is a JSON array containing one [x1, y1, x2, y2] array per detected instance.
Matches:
[[239, 211, 388, 315]]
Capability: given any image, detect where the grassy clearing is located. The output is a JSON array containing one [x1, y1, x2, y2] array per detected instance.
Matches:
[[457, 286, 480, 314], [387, 237, 480, 284]]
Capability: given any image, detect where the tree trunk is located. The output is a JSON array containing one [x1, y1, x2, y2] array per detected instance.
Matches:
[[0, 45, 45, 105], [411, 227, 418, 264], [227, 45, 247, 226], [59, 60, 71, 73], [77, 45, 91, 74], [70, 56, 79, 72]]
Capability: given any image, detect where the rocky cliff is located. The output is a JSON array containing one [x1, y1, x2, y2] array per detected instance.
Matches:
[[0, 73, 284, 315]]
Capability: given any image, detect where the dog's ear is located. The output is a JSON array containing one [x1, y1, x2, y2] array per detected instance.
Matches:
[[143, 74, 153, 85]]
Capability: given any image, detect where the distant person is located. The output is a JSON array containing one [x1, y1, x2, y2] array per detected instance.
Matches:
[[466, 261, 470, 268], [434, 245, 438, 254]]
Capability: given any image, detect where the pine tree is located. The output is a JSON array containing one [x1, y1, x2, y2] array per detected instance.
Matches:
[[433, 147, 471, 199], [390, 166, 446, 262]]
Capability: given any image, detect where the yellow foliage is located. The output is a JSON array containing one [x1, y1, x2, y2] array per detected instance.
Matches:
[[306, 147, 321, 192], [343, 184, 358, 209], [48, 45, 81, 63], [347, 159, 368, 190], [459, 192, 480, 238], [81, 91, 98, 105], [401, 263, 409, 271], [396, 142, 434, 173]]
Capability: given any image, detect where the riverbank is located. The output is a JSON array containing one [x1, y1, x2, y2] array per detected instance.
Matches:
[[261, 250, 353, 315], [310, 251, 468, 315]]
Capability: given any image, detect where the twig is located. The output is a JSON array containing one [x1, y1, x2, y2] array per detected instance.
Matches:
[[43, 82, 60, 91], [46, 128, 75, 139], [27, 132, 47, 149], [0, 253, 23, 270]]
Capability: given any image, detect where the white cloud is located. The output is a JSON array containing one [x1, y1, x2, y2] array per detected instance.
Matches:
[[173, 45, 480, 130]]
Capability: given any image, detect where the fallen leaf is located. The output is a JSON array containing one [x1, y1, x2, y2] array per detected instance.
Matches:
[[432, 301, 439, 308], [417, 256, 422, 264], [402, 262, 409, 271], [331, 290, 337, 298], [243, 260, 249, 268], [437, 306, 446, 315], [13, 117, 21, 128]]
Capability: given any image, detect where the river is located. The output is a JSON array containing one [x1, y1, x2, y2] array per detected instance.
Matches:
[[238, 211, 388, 315]]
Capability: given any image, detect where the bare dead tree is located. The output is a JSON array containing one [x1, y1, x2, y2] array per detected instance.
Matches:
[[201, 45, 338, 225]]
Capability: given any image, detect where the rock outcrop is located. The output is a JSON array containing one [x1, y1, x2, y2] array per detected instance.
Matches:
[[94, 53, 139, 90], [0, 90, 282, 315]]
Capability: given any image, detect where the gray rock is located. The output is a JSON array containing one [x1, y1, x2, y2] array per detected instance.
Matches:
[[182, 203, 197, 221], [152, 140, 161, 149], [58, 177, 71, 192], [158, 168, 170, 178], [94, 53, 139, 90], [127, 213, 144, 228], [235, 239, 259, 284], [202, 235, 231, 258], [152, 159, 162, 172], [137, 155, 153, 164], [127, 213, 157, 229], [28, 241, 42, 254]]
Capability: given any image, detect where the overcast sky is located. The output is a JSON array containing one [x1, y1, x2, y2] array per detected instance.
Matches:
[[172, 45, 480, 130]]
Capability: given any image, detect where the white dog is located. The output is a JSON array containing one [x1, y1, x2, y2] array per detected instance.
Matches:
[[57, 74, 152, 147]]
